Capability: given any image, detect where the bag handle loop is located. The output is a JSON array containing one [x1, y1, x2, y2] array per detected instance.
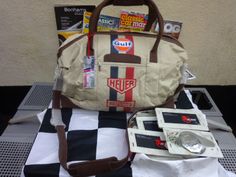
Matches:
[[88, 0, 164, 63]]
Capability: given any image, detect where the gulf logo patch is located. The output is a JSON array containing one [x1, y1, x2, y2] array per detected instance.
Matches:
[[112, 38, 133, 52]]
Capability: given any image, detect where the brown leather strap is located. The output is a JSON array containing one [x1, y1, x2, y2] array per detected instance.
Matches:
[[56, 126, 68, 170], [56, 125, 129, 177], [88, 0, 164, 63], [104, 53, 141, 64], [68, 156, 128, 177], [53, 91, 129, 177], [53, 86, 184, 177], [53, 90, 61, 109], [175, 84, 184, 95]]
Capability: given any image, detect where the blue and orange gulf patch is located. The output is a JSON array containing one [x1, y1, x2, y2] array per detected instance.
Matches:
[[111, 34, 134, 54]]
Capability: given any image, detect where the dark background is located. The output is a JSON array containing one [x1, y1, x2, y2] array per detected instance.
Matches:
[[0, 85, 235, 136]]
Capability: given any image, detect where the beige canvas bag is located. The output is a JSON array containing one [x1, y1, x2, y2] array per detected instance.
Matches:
[[54, 0, 188, 112], [51, 0, 188, 176]]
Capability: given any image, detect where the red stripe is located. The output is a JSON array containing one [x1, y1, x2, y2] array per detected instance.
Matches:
[[124, 67, 134, 112], [125, 35, 134, 55]]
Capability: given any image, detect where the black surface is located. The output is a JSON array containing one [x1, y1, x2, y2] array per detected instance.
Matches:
[[187, 85, 236, 135], [0, 86, 31, 135], [0, 85, 235, 136]]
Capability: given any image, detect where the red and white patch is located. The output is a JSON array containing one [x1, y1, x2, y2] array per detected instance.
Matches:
[[107, 100, 135, 108], [107, 78, 136, 94], [112, 38, 133, 53]]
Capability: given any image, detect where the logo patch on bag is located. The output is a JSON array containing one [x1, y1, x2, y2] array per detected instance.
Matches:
[[112, 38, 133, 52], [107, 100, 135, 108], [107, 78, 136, 94]]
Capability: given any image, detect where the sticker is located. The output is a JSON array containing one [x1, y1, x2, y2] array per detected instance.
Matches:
[[83, 71, 95, 88], [155, 108, 209, 131], [162, 113, 200, 125], [83, 56, 95, 71], [112, 38, 133, 53], [128, 128, 180, 157], [107, 78, 136, 94]]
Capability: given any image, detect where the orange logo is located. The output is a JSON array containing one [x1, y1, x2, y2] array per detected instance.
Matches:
[[112, 38, 133, 52], [107, 78, 136, 94]]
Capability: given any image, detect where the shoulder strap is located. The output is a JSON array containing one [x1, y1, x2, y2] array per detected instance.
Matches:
[[56, 125, 129, 177]]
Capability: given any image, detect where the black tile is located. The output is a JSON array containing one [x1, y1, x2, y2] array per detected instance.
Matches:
[[176, 90, 193, 109], [39, 108, 72, 133], [67, 130, 97, 161], [24, 163, 60, 177], [98, 112, 127, 129]]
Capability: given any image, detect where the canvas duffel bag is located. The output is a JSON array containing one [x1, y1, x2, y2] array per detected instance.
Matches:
[[53, 0, 188, 113], [51, 0, 188, 176]]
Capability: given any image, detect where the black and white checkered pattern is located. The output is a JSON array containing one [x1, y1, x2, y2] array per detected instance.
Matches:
[[22, 108, 132, 177], [22, 90, 195, 177]]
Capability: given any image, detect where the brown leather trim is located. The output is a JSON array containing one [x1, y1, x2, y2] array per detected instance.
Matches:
[[113, 0, 145, 5], [68, 156, 128, 177], [60, 95, 78, 108], [57, 34, 86, 59], [174, 84, 184, 95], [56, 126, 68, 170], [52, 90, 61, 109], [104, 54, 141, 64], [162, 35, 184, 48]]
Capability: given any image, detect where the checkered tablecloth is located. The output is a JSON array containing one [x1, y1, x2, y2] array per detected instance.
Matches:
[[21, 91, 235, 177]]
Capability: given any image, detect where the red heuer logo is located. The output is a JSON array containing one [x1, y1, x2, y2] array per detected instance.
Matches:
[[107, 78, 136, 94]]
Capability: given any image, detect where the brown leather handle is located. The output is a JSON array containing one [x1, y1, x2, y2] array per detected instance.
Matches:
[[112, 0, 146, 6], [88, 0, 164, 63], [89, 0, 160, 33]]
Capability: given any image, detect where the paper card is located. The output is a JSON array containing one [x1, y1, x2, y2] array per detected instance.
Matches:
[[136, 116, 162, 132], [163, 128, 223, 158], [155, 108, 208, 131], [128, 128, 178, 157], [83, 71, 95, 88], [83, 56, 95, 71]]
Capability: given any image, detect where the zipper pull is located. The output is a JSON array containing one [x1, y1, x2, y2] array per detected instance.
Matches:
[[98, 62, 101, 71]]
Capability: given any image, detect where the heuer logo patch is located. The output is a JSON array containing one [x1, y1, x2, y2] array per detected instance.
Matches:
[[112, 38, 133, 52], [107, 78, 136, 94]]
